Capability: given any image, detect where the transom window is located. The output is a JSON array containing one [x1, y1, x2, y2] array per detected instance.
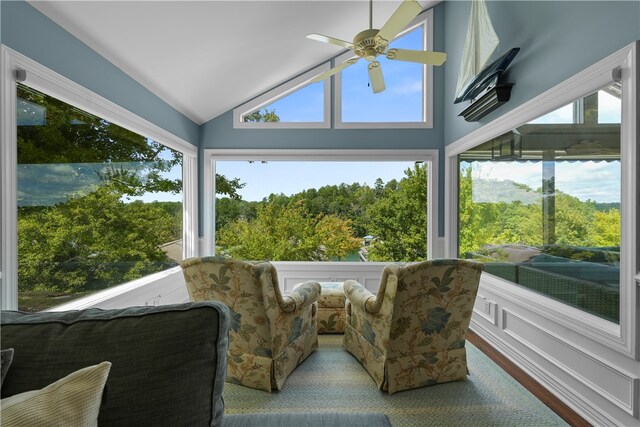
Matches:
[[232, 64, 331, 129], [339, 24, 424, 124], [335, 10, 434, 129]]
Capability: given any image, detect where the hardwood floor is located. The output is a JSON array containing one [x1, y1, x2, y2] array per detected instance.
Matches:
[[467, 330, 591, 427]]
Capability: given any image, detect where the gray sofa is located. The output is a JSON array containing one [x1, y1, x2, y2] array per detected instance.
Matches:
[[1, 302, 391, 427]]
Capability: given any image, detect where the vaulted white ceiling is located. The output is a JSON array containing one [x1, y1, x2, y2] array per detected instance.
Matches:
[[29, 1, 438, 125]]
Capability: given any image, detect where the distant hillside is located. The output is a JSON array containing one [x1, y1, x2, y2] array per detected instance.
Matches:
[[472, 179, 539, 205], [594, 202, 620, 212]]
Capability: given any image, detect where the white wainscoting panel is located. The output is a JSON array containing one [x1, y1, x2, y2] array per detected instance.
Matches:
[[49, 262, 387, 312], [272, 262, 386, 293], [473, 294, 498, 326], [501, 309, 638, 416]]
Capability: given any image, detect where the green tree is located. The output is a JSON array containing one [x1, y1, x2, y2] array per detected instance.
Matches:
[[365, 164, 428, 261], [17, 84, 241, 309], [18, 185, 176, 295], [243, 108, 280, 123], [589, 209, 620, 247], [217, 201, 359, 261]]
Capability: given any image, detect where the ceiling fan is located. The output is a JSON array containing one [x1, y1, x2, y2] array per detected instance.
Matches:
[[307, 0, 447, 93]]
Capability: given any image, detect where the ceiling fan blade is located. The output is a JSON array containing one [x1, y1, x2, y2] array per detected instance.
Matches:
[[310, 58, 360, 83], [386, 48, 447, 65], [306, 33, 354, 50], [374, 0, 422, 47], [368, 61, 385, 93]]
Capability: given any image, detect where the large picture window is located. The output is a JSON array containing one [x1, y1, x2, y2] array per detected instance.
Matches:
[[15, 83, 184, 311], [204, 150, 439, 265], [214, 160, 428, 262], [458, 84, 621, 323]]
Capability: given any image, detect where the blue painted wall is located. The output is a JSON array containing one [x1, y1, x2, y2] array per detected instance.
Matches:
[[0, 0, 199, 145], [444, 0, 640, 146]]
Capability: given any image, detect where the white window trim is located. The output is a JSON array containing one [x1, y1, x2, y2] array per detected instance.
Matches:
[[232, 63, 331, 129], [444, 41, 638, 358], [334, 9, 435, 129], [202, 149, 438, 264], [0, 44, 198, 310]]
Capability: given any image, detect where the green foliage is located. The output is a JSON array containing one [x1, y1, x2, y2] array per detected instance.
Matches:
[[215, 163, 429, 263], [589, 209, 620, 247], [365, 164, 428, 261], [458, 163, 621, 257], [217, 201, 360, 261], [18, 85, 183, 197], [243, 108, 280, 123], [16, 84, 199, 308], [18, 185, 179, 294]]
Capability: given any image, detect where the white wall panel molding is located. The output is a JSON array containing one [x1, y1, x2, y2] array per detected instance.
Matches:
[[272, 261, 386, 293], [470, 318, 621, 427], [501, 309, 638, 417], [473, 294, 498, 326]]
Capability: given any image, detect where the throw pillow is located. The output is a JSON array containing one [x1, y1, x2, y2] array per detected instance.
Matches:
[[0, 361, 111, 427], [0, 348, 14, 387]]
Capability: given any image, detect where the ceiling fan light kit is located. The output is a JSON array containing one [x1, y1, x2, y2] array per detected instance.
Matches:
[[307, 0, 447, 93]]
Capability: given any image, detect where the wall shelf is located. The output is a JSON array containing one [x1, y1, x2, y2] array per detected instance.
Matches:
[[459, 84, 514, 122]]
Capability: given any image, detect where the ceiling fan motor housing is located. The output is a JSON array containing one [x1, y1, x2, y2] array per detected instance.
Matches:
[[353, 29, 386, 61]]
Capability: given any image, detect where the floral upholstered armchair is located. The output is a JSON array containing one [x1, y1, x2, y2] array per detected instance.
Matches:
[[343, 259, 483, 394], [180, 257, 321, 392]]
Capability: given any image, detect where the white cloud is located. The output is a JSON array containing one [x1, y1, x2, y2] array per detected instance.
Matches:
[[466, 161, 620, 203]]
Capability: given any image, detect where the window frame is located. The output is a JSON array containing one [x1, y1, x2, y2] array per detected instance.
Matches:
[[0, 45, 199, 311], [334, 9, 435, 129], [232, 63, 331, 129], [202, 149, 439, 263], [444, 42, 638, 358]]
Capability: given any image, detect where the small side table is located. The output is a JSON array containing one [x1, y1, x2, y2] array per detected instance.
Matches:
[[316, 282, 346, 334]]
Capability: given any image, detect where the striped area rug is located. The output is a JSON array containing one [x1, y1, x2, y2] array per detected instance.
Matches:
[[223, 335, 567, 426]]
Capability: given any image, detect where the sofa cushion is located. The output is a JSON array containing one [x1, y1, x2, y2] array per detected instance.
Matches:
[[1, 348, 14, 387], [0, 361, 111, 427], [1, 302, 229, 427]]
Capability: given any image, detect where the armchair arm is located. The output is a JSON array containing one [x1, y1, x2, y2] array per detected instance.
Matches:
[[281, 281, 321, 312], [343, 280, 379, 313]]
